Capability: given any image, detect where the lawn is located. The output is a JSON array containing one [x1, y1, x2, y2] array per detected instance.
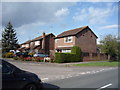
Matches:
[[73, 62, 120, 67]]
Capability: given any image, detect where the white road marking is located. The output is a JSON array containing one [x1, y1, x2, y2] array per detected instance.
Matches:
[[97, 83, 112, 90]]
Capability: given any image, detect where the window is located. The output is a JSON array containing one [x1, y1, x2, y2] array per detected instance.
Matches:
[[25, 44, 29, 47], [22, 45, 25, 47], [35, 41, 40, 46], [2, 62, 12, 74], [64, 36, 73, 43], [62, 50, 71, 53]]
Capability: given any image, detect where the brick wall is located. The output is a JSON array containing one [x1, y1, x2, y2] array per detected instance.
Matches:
[[75, 28, 97, 53]]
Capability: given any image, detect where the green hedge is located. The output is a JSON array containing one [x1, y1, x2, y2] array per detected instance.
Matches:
[[55, 46, 83, 63], [71, 46, 82, 61], [55, 53, 76, 63]]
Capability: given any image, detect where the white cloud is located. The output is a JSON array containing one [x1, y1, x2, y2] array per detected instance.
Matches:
[[100, 25, 120, 29], [2, 2, 75, 28], [54, 8, 69, 17], [73, 4, 116, 25]]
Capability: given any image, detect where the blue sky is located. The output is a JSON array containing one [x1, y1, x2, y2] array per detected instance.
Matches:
[[1, 1, 119, 44]]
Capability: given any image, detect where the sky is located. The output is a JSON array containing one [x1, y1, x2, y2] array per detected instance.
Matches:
[[1, 1, 119, 44]]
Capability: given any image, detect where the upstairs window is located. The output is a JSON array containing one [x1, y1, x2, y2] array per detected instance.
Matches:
[[35, 41, 40, 46], [22, 45, 25, 47], [64, 36, 73, 43], [25, 44, 29, 47]]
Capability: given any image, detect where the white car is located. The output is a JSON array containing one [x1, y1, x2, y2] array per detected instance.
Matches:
[[33, 53, 49, 57]]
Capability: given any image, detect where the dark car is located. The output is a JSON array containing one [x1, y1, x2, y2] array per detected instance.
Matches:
[[1, 59, 43, 90], [15, 52, 32, 57]]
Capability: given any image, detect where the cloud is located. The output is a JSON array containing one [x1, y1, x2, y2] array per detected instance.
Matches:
[[54, 8, 69, 17], [2, 2, 75, 28], [100, 25, 120, 29], [73, 3, 116, 25]]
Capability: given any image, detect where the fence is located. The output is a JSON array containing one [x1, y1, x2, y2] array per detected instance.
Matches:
[[82, 53, 107, 62]]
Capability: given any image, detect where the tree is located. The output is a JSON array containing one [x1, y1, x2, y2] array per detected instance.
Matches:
[[2, 22, 18, 53], [100, 34, 118, 60]]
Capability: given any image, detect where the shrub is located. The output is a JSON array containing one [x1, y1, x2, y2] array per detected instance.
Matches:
[[71, 46, 82, 61], [24, 57, 32, 61], [2, 53, 6, 58], [4, 52, 15, 58], [28, 52, 35, 57], [55, 46, 83, 63], [55, 53, 66, 63], [13, 56, 19, 60], [55, 53, 77, 63], [32, 57, 44, 62]]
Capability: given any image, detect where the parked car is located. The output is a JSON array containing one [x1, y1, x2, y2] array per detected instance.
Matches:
[[1, 59, 43, 90], [15, 52, 32, 57], [33, 53, 49, 57]]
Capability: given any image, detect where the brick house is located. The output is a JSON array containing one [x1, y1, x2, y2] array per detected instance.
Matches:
[[19, 33, 55, 54], [55, 26, 98, 56]]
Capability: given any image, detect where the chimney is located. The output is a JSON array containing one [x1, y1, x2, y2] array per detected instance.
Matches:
[[42, 32, 46, 52]]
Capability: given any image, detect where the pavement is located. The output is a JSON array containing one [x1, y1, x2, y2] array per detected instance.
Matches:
[[4, 59, 118, 83]]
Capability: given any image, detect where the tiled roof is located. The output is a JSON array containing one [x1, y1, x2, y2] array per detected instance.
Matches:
[[31, 33, 54, 41], [20, 33, 55, 45], [56, 26, 88, 38]]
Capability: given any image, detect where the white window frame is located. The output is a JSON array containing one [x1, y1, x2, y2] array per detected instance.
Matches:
[[35, 41, 40, 46], [22, 45, 25, 47], [25, 44, 29, 48], [62, 50, 71, 53], [64, 36, 73, 43]]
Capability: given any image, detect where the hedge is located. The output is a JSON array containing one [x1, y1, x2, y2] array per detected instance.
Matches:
[[55, 46, 82, 63], [55, 53, 76, 63]]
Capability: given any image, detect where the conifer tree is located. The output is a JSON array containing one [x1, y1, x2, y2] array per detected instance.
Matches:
[[2, 22, 18, 53]]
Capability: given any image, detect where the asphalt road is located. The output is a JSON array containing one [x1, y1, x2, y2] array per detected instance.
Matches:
[[3, 59, 119, 89], [44, 68, 119, 90]]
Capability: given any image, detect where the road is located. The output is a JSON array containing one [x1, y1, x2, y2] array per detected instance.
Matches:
[[44, 68, 119, 89], [4, 59, 119, 89]]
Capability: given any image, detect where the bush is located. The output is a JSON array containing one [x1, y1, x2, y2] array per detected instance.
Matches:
[[3, 52, 15, 58], [2, 53, 6, 58], [55, 53, 79, 63], [55, 46, 83, 63], [71, 46, 82, 62], [13, 56, 19, 60], [28, 52, 35, 57], [24, 57, 33, 61], [32, 57, 44, 62]]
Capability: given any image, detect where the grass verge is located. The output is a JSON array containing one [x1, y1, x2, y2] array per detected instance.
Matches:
[[73, 62, 120, 67]]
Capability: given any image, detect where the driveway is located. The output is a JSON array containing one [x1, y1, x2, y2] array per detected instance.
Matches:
[[5, 59, 117, 82]]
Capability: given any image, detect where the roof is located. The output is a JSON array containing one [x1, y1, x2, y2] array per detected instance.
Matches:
[[55, 26, 98, 38], [21, 33, 55, 45], [31, 33, 55, 41]]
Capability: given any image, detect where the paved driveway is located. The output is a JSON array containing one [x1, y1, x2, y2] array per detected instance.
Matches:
[[5, 59, 117, 82]]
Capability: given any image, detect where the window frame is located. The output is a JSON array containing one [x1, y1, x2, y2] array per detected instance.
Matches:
[[64, 36, 73, 43]]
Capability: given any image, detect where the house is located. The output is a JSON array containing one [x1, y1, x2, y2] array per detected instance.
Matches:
[[55, 26, 98, 56], [19, 33, 55, 54]]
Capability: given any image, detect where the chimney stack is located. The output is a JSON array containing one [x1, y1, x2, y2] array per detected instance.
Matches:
[[42, 32, 46, 52]]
